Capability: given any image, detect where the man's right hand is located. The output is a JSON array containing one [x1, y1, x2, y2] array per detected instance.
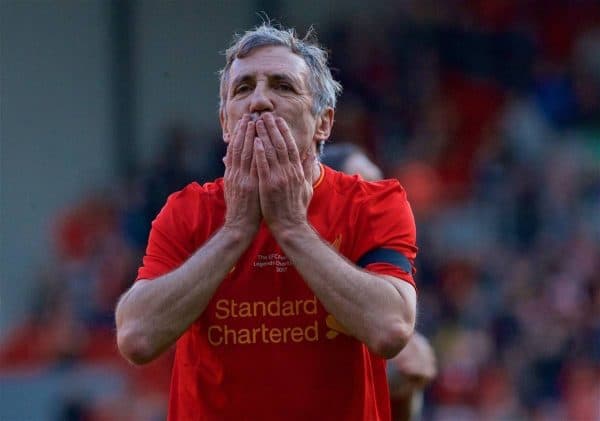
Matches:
[[223, 114, 261, 236], [116, 116, 262, 364]]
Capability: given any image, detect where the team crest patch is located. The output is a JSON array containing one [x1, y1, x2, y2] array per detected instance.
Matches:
[[331, 234, 342, 251], [325, 314, 349, 339]]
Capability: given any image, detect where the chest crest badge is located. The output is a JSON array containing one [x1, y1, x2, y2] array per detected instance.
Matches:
[[331, 234, 342, 251]]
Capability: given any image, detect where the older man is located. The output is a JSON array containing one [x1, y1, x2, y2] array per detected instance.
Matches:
[[116, 23, 417, 420]]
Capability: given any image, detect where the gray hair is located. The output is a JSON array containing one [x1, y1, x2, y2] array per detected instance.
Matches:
[[218, 23, 342, 115]]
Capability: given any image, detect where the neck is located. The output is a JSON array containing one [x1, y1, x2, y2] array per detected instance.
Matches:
[[311, 159, 322, 185]]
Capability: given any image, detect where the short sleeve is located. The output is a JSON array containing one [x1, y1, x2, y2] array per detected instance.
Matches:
[[136, 188, 197, 281], [352, 180, 418, 288]]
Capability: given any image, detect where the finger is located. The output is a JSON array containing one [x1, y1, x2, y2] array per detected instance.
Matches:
[[223, 135, 235, 178], [231, 115, 249, 168], [256, 119, 278, 168], [240, 120, 255, 174], [276, 117, 300, 165], [250, 151, 258, 179], [225, 118, 241, 159], [263, 114, 289, 165], [253, 137, 270, 181]]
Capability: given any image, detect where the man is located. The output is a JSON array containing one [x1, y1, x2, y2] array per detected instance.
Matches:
[[322, 144, 437, 421], [116, 23, 418, 420]]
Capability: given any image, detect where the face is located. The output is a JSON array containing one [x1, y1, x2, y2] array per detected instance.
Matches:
[[220, 45, 333, 158]]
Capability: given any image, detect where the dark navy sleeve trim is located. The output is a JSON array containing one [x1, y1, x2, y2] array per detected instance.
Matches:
[[357, 248, 412, 274]]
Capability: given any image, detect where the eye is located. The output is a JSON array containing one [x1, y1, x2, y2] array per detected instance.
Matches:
[[234, 84, 251, 95], [276, 82, 294, 92]]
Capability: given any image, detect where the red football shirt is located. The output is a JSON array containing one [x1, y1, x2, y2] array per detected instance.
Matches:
[[137, 164, 417, 421]]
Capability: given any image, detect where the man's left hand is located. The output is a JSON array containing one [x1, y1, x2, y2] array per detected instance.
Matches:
[[253, 113, 316, 233]]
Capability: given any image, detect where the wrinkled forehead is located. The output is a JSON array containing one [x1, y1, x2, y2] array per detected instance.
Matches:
[[228, 45, 310, 88]]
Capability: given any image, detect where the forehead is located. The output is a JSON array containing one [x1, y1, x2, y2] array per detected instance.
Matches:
[[228, 45, 309, 85]]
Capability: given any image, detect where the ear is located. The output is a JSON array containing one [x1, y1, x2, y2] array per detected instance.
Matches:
[[220, 107, 230, 143], [314, 107, 334, 142]]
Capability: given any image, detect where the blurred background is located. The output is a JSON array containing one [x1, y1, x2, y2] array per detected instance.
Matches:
[[1, 0, 599, 420]]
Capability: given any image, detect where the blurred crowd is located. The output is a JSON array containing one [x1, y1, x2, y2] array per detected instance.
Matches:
[[2, 1, 599, 420], [323, 2, 600, 419]]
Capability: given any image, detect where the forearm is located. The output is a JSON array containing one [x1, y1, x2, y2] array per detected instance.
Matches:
[[116, 226, 253, 364], [275, 223, 416, 358]]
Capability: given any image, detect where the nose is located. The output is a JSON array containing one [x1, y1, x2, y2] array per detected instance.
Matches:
[[249, 83, 273, 114]]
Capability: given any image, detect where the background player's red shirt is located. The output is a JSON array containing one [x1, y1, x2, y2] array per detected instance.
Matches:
[[137, 165, 417, 421]]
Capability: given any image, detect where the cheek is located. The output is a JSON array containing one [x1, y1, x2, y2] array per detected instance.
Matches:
[[224, 109, 240, 139]]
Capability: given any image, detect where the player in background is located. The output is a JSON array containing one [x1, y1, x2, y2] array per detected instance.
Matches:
[[321, 143, 437, 421]]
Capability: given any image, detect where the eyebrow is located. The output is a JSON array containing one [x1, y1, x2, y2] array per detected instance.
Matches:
[[230, 74, 254, 90], [230, 72, 304, 90], [270, 73, 303, 87]]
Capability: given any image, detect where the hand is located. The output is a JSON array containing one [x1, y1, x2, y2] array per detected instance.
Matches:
[[387, 332, 437, 397], [253, 113, 315, 233], [223, 114, 261, 236]]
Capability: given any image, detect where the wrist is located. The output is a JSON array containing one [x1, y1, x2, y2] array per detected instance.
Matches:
[[271, 221, 314, 245], [221, 223, 258, 245]]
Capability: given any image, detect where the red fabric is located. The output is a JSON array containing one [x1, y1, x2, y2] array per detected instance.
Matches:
[[136, 165, 418, 421]]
